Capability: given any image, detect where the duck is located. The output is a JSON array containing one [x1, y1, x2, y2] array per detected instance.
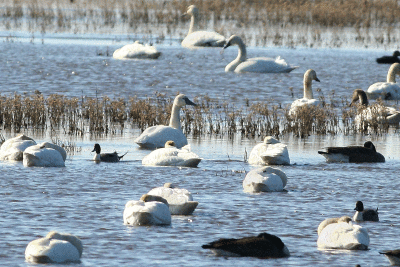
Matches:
[[25, 231, 83, 263], [376, 51, 400, 64], [288, 69, 321, 116], [0, 134, 36, 161], [142, 141, 201, 167], [134, 94, 197, 149], [380, 249, 400, 266], [366, 63, 400, 100], [23, 142, 66, 167], [223, 35, 297, 73], [242, 166, 288, 193], [350, 89, 400, 125], [248, 136, 290, 165], [123, 194, 171, 226], [113, 41, 161, 59], [181, 5, 226, 48], [317, 216, 369, 250], [202, 232, 290, 258], [147, 183, 199, 215], [353, 201, 379, 222], [91, 143, 127, 162], [318, 141, 385, 163]]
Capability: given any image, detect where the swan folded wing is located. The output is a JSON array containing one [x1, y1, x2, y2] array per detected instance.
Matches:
[[260, 144, 290, 165], [367, 82, 400, 100], [135, 125, 188, 149], [235, 57, 296, 73], [182, 31, 225, 47], [317, 222, 369, 250], [123, 200, 171, 225], [147, 187, 193, 205], [113, 42, 161, 59], [25, 238, 80, 263]]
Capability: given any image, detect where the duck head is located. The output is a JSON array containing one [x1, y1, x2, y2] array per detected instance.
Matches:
[[92, 143, 101, 154]]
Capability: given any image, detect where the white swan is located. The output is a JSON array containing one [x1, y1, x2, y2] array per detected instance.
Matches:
[[289, 69, 321, 116], [23, 142, 66, 167], [317, 216, 369, 250], [223, 35, 297, 73], [366, 63, 400, 100], [351, 89, 400, 125], [142, 141, 201, 167], [243, 166, 288, 193], [134, 94, 197, 149], [123, 194, 171, 226], [0, 134, 36, 161], [181, 5, 226, 48], [25, 231, 83, 263], [248, 136, 290, 165], [113, 41, 161, 59], [147, 183, 199, 215]]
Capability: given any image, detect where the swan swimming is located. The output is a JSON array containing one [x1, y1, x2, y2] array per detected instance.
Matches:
[[25, 231, 83, 263], [353, 201, 379, 222], [92, 143, 127, 162], [113, 41, 161, 59], [317, 216, 369, 250], [23, 142, 66, 167], [366, 63, 400, 100], [123, 194, 171, 226], [288, 69, 321, 116], [318, 141, 385, 163], [248, 136, 290, 165], [223, 35, 297, 73], [147, 183, 199, 215], [0, 134, 36, 161], [142, 141, 201, 167], [181, 5, 226, 48], [134, 94, 197, 149], [243, 166, 288, 193]]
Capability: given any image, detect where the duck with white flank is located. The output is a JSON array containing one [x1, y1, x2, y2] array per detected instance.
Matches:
[[23, 142, 66, 167], [366, 63, 400, 100], [134, 94, 197, 149], [318, 141, 385, 163], [0, 134, 36, 161], [248, 136, 290, 165], [353, 201, 379, 222], [223, 35, 297, 73], [92, 143, 127, 162], [113, 41, 161, 59], [380, 249, 400, 266], [202, 232, 290, 258], [243, 166, 288, 193]]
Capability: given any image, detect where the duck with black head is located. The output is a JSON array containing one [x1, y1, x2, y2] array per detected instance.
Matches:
[[92, 143, 127, 163], [318, 141, 385, 163], [376, 51, 400, 64], [353, 201, 379, 222]]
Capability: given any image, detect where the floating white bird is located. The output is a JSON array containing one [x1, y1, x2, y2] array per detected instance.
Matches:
[[289, 69, 321, 116], [134, 94, 197, 149], [123, 194, 171, 226], [0, 134, 36, 161], [92, 143, 127, 162], [147, 183, 198, 215], [23, 142, 66, 167], [25, 231, 83, 263], [113, 41, 161, 59], [142, 141, 201, 167], [243, 166, 288, 193], [248, 136, 290, 165], [223, 35, 297, 73], [317, 216, 369, 250], [318, 141, 385, 163], [366, 63, 400, 100], [353, 201, 379, 222], [181, 5, 226, 48]]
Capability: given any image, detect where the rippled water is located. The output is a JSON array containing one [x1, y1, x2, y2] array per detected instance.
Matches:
[[1, 35, 400, 266]]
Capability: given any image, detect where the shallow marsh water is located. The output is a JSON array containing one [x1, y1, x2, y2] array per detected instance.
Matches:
[[1, 35, 400, 266]]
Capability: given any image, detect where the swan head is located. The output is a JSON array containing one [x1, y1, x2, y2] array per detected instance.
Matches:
[[350, 89, 368, 107], [304, 69, 320, 83], [338, 216, 352, 223], [184, 5, 199, 17], [264, 136, 280, 144], [165, 141, 176, 148], [223, 35, 243, 49], [92, 143, 101, 154], [173, 94, 197, 108], [140, 194, 169, 206], [164, 182, 175, 188]]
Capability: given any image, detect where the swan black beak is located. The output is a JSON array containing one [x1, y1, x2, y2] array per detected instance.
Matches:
[[184, 97, 197, 106], [315, 78, 320, 82], [223, 41, 231, 49]]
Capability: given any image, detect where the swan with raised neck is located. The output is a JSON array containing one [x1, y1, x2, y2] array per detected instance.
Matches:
[[303, 69, 320, 99], [185, 5, 199, 35], [366, 63, 400, 100]]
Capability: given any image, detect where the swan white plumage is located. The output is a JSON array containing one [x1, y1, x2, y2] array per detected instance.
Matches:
[[134, 94, 197, 149], [243, 166, 288, 193], [181, 5, 226, 48], [142, 141, 201, 167], [223, 35, 297, 73], [147, 183, 199, 215], [23, 142, 66, 167], [366, 63, 400, 100], [0, 134, 36, 161], [113, 41, 161, 59], [123, 194, 171, 226], [248, 136, 290, 165], [25, 231, 83, 263], [288, 69, 321, 116], [317, 216, 369, 250]]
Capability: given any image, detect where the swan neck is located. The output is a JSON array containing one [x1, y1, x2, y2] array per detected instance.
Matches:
[[387, 67, 397, 83], [188, 13, 198, 35], [227, 39, 247, 72], [303, 79, 313, 99], [169, 104, 181, 129]]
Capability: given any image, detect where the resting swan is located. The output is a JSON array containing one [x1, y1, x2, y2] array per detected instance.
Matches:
[[181, 5, 225, 48], [23, 142, 66, 167], [243, 166, 288, 193], [25, 231, 83, 263], [113, 41, 161, 59], [289, 69, 321, 116], [366, 63, 400, 100], [0, 134, 36, 161], [147, 183, 199, 215], [134, 94, 197, 149], [223, 35, 297, 73], [248, 136, 290, 165]]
